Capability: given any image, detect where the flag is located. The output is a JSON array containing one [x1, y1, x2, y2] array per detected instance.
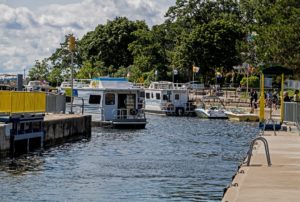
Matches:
[[193, 65, 200, 73]]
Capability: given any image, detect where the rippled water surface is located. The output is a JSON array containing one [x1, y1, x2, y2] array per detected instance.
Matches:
[[0, 115, 259, 201]]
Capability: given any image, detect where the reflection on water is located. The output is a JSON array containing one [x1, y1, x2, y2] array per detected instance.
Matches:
[[0, 115, 258, 201]]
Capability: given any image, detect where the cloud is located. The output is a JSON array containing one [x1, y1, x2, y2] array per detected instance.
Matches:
[[0, 0, 174, 74]]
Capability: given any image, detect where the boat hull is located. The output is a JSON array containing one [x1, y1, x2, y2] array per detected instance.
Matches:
[[92, 119, 147, 129], [225, 113, 259, 122], [195, 108, 228, 119]]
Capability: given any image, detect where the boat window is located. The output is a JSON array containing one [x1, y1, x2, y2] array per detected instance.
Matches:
[[105, 93, 115, 105], [146, 92, 150, 99], [139, 91, 145, 98], [175, 94, 180, 100], [89, 95, 101, 104], [163, 94, 168, 101], [156, 93, 161, 100], [151, 93, 154, 98]]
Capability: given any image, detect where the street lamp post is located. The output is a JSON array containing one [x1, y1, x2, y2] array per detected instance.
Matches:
[[68, 35, 76, 114]]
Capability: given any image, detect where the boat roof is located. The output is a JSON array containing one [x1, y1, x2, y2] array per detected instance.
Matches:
[[91, 77, 140, 90]]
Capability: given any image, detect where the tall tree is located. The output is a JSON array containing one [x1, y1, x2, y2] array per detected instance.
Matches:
[[47, 34, 82, 80], [171, 19, 244, 81], [166, 0, 244, 81], [129, 23, 176, 81], [79, 17, 148, 69], [240, 0, 300, 76]]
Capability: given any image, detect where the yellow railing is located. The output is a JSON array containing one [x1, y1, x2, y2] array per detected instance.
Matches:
[[0, 91, 46, 114]]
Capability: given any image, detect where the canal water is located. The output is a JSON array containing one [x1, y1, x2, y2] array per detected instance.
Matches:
[[0, 115, 259, 201]]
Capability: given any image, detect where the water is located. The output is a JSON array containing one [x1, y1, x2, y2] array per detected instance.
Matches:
[[0, 115, 259, 201]]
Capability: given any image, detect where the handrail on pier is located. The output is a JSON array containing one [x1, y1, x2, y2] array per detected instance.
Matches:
[[259, 119, 277, 136], [246, 136, 271, 167]]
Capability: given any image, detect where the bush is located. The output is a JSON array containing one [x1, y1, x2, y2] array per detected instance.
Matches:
[[240, 75, 259, 88]]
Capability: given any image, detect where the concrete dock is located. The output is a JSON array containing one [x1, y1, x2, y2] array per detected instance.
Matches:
[[222, 124, 300, 202], [0, 114, 91, 158]]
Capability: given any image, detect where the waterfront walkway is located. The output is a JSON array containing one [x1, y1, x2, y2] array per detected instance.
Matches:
[[222, 124, 300, 202]]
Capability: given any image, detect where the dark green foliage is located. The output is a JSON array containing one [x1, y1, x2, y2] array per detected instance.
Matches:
[[240, 75, 259, 88], [79, 17, 148, 68], [33, 0, 300, 85]]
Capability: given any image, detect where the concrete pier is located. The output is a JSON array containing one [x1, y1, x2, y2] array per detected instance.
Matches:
[[222, 125, 300, 202], [0, 114, 91, 158]]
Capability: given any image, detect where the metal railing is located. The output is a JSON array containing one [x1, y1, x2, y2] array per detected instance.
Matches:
[[112, 108, 146, 120], [66, 97, 85, 114], [161, 102, 195, 115], [284, 102, 300, 123], [245, 137, 271, 167]]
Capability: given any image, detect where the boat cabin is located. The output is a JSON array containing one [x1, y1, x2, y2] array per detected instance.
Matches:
[[144, 81, 195, 116], [72, 78, 146, 129]]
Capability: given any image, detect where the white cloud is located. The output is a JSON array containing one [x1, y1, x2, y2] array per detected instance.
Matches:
[[0, 0, 174, 74]]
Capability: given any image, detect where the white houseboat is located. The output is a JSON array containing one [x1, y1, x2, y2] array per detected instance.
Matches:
[[144, 81, 195, 116], [25, 80, 51, 92], [70, 77, 147, 129]]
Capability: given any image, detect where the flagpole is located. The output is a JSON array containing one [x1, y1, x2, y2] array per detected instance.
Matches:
[[246, 64, 249, 94], [172, 66, 174, 83]]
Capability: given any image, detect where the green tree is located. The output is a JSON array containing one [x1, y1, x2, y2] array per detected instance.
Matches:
[[28, 59, 49, 81], [240, 0, 300, 77], [166, 0, 241, 27], [240, 75, 259, 88], [171, 19, 244, 82], [79, 17, 148, 69], [48, 34, 81, 73], [76, 61, 105, 79], [129, 23, 175, 81], [47, 67, 63, 86]]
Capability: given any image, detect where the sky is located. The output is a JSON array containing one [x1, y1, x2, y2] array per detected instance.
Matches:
[[0, 0, 175, 74]]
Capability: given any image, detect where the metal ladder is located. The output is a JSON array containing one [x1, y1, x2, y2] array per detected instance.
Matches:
[[245, 136, 272, 167]]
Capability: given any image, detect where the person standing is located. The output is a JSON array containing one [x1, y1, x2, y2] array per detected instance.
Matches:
[[249, 89, 254, 107], [283, 91, 291, 102], [253, 90, 258, 108], [294, 90, 300, 102]]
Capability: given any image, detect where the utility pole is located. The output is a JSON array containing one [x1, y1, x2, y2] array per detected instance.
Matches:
[[172, 66, 174, 83], [68, 35, 76, 114]]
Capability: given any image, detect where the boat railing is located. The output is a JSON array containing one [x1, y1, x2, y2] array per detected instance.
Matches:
[[112, 108, 146, 120], [67, 97, 85, 114], [149, 82, 187, 90], [161, 102, 195, 114], [132, 83, 144, 88], [60, 79, 91, 88]]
